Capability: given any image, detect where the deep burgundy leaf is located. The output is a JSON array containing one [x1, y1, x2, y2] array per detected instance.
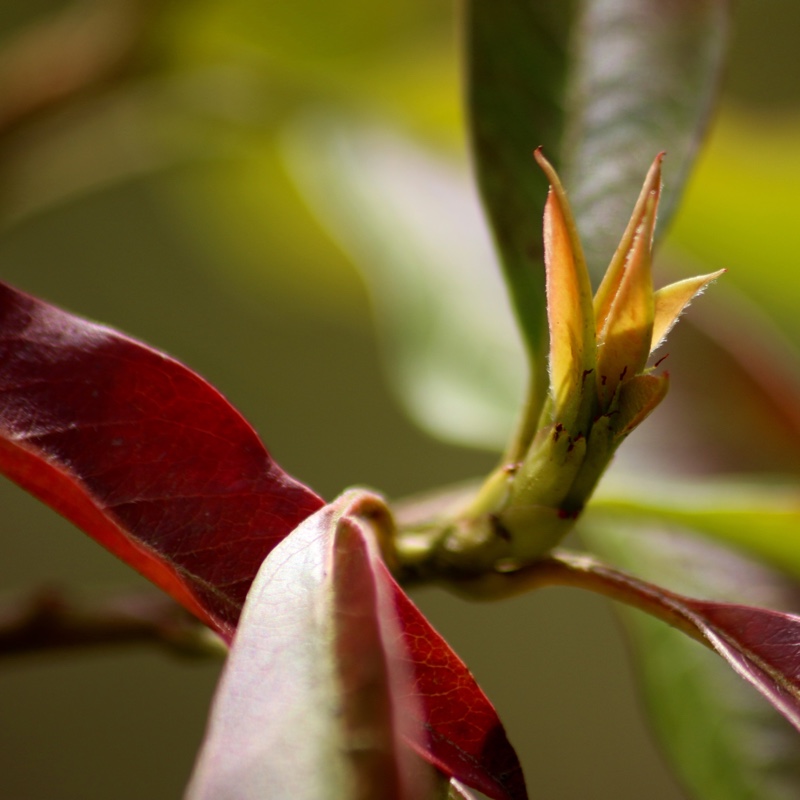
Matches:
[[685, 601, 800, 730], [550, 552, 800, 734], [584, 524, 800, 798], [392, 581, 527, 800], [0, 281, 323, 640]]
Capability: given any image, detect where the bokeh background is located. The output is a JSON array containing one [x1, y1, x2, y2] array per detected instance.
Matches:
[[0, 1, 798, 797]]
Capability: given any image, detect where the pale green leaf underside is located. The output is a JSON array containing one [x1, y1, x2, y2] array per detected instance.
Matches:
[[284, 120, 525, 451], [589, 476, 800, 580], [187, 504, 351, 799]]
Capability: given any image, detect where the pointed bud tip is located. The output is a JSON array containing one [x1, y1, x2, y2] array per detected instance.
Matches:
[[533, 147, 556, 178]]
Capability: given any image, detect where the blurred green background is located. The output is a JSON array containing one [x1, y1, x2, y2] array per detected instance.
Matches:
[[0, 1, 799, 798]]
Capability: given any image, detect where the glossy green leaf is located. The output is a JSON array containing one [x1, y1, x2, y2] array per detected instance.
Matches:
[[582, 522, 800, 800], [590, 477, 800, 579], [562, 0, 729, 276], [284, 122, 525, 450], [466, 1, 574, 365]]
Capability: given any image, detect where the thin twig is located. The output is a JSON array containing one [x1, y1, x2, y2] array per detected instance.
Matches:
[[0, 585, 226, 661]]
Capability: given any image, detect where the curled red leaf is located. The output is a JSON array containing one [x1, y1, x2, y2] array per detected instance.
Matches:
[[685, 600, 800, 730], [514, 551, 800, 737], [393, 582, 527, 800], [0, 281, 323, 640]]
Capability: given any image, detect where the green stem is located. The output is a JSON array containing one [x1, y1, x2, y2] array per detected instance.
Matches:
[[502, 354, 550, 465], [0, 586, 226, 660]]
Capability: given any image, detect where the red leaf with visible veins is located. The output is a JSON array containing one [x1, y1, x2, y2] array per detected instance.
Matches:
[[0, 282, 527, 796], [550, 552, 800, 734], [393, 585, 527, 800], [685, 600, 800, 730], [0, 281, 324, 640]]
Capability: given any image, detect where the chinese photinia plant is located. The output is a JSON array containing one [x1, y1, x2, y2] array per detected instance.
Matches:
[[0, 153, 796, 798], [3, 0, 800, 798]]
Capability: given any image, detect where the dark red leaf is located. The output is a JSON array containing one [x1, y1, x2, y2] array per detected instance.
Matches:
[[685, 600, 800, 730], [0, 281, 323, 640], [542, 552, 800, 735], [393, 582, 527, 800], [583, 523, 800, 797]]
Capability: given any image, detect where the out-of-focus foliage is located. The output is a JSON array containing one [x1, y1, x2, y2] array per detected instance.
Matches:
[[670, 111, 800, 347], [285, 123, 523, 450], [0, 0, 460, 319]]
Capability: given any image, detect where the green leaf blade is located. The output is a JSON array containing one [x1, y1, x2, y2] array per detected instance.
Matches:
[[467, 0, 729, 310], [564, 0, 730, 278], [466, 1, 576, 362], [591, 478, 800, 581]]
